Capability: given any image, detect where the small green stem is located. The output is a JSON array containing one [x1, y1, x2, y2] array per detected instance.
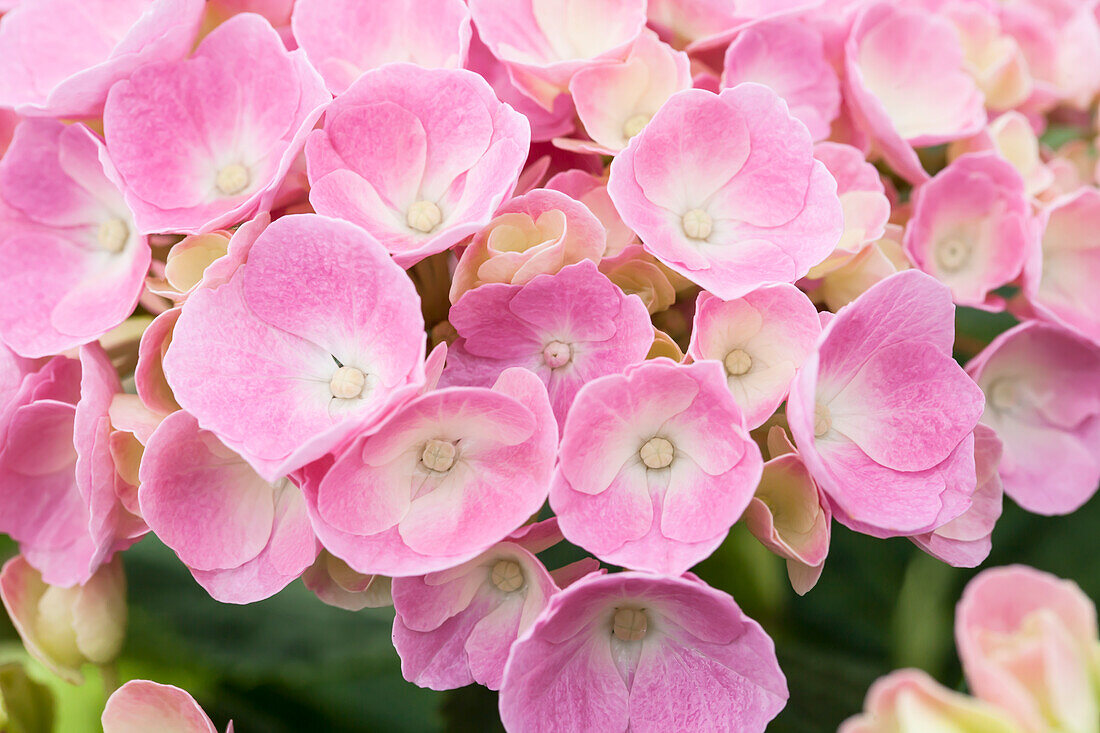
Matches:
[[98, 662, 120, 700]]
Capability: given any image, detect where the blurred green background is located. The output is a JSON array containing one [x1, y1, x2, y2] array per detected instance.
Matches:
[[3, 307, 1098, 732]]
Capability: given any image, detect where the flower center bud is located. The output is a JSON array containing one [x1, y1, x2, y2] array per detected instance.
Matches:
[[724, 348, 752, 376], [97, 218, 129, 253], [542, 341, 572, 368], [406, 200, 442, 233], [622, 113, 651, 140], [329, 366, 366, 399], [490, 560, 524, 592], [421, 439, 456, 472], [215, 163, 250, 196], [814, 403, 831, 437], [681, 208, 713, 240], [639, 437, 674, 469], [935, 237, 970, 272], [987, 378, 1018, 412], [612, 607, 648, 641]]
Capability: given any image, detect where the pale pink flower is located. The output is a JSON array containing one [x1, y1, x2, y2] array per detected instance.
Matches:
[[499, 571, 788, 733], [814, 223, 911, 311], [304, 368, 557, 577], [102, 14, 330, 235], [467, 0, 647, 110], [550, 359, 763, 575], [0, 555, 126, 684], [967, 321, 1100, 515], [688, 284, 821, 429], [0, 0, 204, 118], [956, 565, 1100, 732], [721, 20, 840, 141], [302, 552, 392, 612], [743, 427, 831, 595], [840, 668, 1023, 733], [449, 188, 606, 302], [291, 0, 472, 95], [162, 214, 426, 482], [607, 85, 843, 300], [0, 346, 143, 587], [944, 0, 1033, 112], [545, 170, 636, 256], [646, 0, 823, 51], [947, 112, 1055, 198], [1000, 0, 1100, 110], [597, 245, 679, 314], [904, 153, 1037, 308], [134, 308, 181, 416], [103, 680, 227, 733], [0, 120, 149, 358], [444, 261, 652, 427], [139, 410, 320, 604], [844, 3, 986, 183], [788, 271, 986, 537], [306, 63, 530, 268]]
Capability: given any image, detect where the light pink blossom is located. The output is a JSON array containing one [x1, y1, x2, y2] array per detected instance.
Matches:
[[499, 571, 788, 733], [102, 680, 226, 733], [947, 111, 1055, 198], [607, 84, 843, 300], [545, 170, 636, 256], [550, 359, 763, 575], [306, 63, 530, 267], [302, 552, 392, 612]]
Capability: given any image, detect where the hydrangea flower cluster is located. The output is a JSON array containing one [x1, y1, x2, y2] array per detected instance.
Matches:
[[1, 0, 1100, 730]]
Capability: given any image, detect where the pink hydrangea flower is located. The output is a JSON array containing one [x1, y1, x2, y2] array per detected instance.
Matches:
[[302, 552, 392, 612], [809, 142, 891, 277], [948, 111, 1055, 198], [291, 0, 472, 94], [103, 680, 228, 733], [444, 260, 652, 426], [0, 346, 143, 587], [163, 214, 426, 482], [102, 13, 330, 235], [449, 188, 606, 301], [607, 85, 843, 300], [788, 270, 986, 538], [956, 565, 1100, 732], [499, 571, 788, 732], [305, 63, 530, 267], [0, 0, 204, 118], [943, 1, 1032, 112], [139, 410, 320, 604], [0, 120, 150, 358], [1000, 0, 1100, 110], [1023, 188, 1100, 345], [646, 0, 822, 51], [562, 30, 691, 155], [909, 424, 1003, 568], [304, 368, 557, 577], [550, 359, 763, 575], [467, 0, 647, 110], [687, 284, 821, 430], [966, 321, 1100, 515], [904, 153, 1036, 308], [844, 3, 986, 183], [391, 522, 575, 690], [545, 170, 636, 256], [721, 20, 840, 142]]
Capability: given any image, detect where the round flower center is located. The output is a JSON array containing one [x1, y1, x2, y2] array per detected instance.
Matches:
[[814, 403, 831, 437], [724, 348, 752, 376], [329, 366, 366, 399], [639, 437, 674, 469], [97, 218, 129, 253], [215, 163, 250, 196], [421, 439, 456, 472], [612, 607, 648, 642], [987, 378, 1019, 412], [622, 113, 651, 140], [542, 341, 572, 368], [490, 560, 524, 593], [935, 237, 971, 272], [681, 209, 713, 240], [406, 200, 442, 233]]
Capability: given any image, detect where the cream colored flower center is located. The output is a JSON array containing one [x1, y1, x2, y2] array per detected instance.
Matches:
[[622, 113, 651, 140], [215, 163, 250, 196], [987, 378, 1019, 412], [490, 560, 524, 592], [97, 218, 129, 253], [329, 366, 366, 399], [724, 348, 752, 376], [406, 200, 442, 233], [681, 208, 713, 240], [814, 403, 831, 437], [640, 437, 674, 469], [543, 341, 573, 368], [936, 237, 971, 272], [420, 439, 456, 472], [612, 607, 648, 641]]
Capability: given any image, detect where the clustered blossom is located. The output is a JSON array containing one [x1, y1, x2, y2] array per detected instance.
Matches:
[[1, 0, 1100, 731]]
